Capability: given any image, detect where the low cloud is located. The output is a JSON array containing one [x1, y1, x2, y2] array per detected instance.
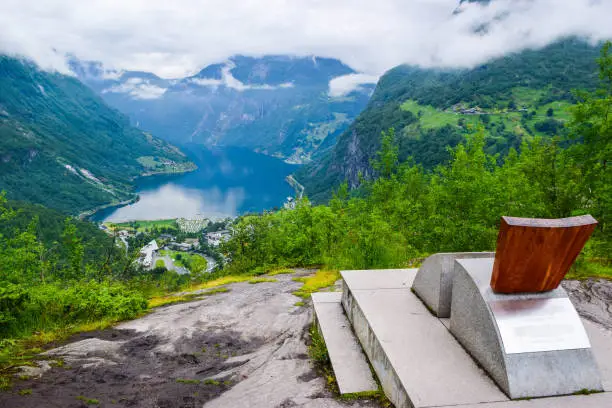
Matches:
[[1, 1, 611, 77], [190, 63, 294, 91], [328, 74, 379, 97], [103, 77, 167, 100]]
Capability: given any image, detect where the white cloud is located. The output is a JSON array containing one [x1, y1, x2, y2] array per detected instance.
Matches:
[[0, 1, 611, 78], [190, 62, 295, 91], [103, 77, 167, 100], [328, 73, 379, 97], [100, 69, 124, 81]]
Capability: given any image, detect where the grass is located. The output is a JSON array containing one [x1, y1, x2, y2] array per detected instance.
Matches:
[[572, 388, 603, 395], [293, 270, 340, 299], [401, 100, 469, 129], [176, 378, 201, 384], [512, 87, 546, 107], [266, 268, 295, 276], [566, 259, 612, 281], [148, 287, 229, 308], [159, 250, 208, 273], [148, 293, 200, 308], [187, 275, 258, 292], [76, 396, 100, 405], [248, 278, 278, 284], [400, 94, 574, 139], [106, 219, 177, 233], [203, 379, 220, 385]]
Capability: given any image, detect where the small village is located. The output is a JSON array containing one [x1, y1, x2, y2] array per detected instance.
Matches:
[[101, 217, 232, 275]]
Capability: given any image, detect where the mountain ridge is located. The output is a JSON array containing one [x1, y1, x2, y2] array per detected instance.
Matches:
[[70, 55, 375, 164], [296, 38, 604, 202], [0, 55, 195, 214]]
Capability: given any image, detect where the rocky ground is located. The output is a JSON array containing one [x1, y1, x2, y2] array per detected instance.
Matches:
[[563, 279, 612, 330], [1, 272, 611, 408], [0, 270, 378, 408]]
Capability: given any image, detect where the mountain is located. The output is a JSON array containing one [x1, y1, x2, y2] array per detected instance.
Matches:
[[70, 55, 375, 164], [296, 38, 603, 202], [0, 56, 195, 215]]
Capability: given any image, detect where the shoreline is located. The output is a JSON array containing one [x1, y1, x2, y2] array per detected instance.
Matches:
[[135, 162, 198, 180], [78, 196, 139, 221], [82, 164, 198, 222]]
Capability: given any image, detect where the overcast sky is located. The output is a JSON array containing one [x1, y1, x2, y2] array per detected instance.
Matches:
[[1, 0, 611, 78]]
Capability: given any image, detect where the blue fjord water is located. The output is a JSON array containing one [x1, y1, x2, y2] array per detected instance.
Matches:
[[92, 145, 298, 222]]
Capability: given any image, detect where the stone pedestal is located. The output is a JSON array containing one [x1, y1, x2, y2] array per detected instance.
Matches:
[[450, 258, 603, 399], [412, 252, 494, 317]]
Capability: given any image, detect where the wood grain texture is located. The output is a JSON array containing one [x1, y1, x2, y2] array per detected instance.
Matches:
[[490, 215, 598, 293]]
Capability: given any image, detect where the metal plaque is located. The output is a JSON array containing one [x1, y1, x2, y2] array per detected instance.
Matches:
[[489, 297, 591, 354]]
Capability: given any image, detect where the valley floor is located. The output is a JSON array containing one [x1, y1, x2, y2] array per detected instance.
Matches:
[[0, 270, 379, 408]]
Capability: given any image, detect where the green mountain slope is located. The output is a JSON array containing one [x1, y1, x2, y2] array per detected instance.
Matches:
[[0, 56, 195, 214], [296, 38, 603, 202]]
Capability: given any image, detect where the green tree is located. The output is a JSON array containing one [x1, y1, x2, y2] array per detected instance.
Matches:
[[372, 128, 399, 178], [569, 41, 612, 238], [61, 219, 84, 280]]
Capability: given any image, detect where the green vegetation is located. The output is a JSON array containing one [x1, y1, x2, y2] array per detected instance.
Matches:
[[76, 396, 99, 405], [159, 250, 208, 275], [299, 38, 604, 202], [222, 42, 611, 280], [247, 277, 278, 284], [292, 271, 340, 298], [0, 198, 225, 388], [138, 155, 196, 175], [176, 378, 201, 384], [0, 56, 194, 214], [400, 100, 472, 129], [148, 287, 229, 308], [266, 268, 295, 276], [107, 219, 178, 233]]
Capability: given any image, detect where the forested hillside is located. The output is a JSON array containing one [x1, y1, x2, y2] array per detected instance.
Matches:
[[0, 56, 195, 214], [297, 38, 603, 202], [222, 42, 611, 277]]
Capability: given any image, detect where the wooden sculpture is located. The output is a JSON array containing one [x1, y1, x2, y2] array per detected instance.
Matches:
[[490, 215, 598, 293]]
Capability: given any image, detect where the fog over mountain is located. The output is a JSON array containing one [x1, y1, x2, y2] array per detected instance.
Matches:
[[1, 0, 612, 78], [70, 55, 375, 163]]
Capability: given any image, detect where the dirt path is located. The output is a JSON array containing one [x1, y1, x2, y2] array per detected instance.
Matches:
[[0, 270, 378, 408]]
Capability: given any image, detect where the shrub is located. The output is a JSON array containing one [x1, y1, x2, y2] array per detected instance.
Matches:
[[1, 281, 147, 339]]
